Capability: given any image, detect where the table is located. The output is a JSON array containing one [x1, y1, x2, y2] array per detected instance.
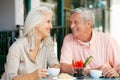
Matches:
[[74, 77, 120, 80], [42, 76, 120, 80]]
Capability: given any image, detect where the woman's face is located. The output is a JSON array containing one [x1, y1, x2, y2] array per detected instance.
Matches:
[[36, 14, 52, 39]]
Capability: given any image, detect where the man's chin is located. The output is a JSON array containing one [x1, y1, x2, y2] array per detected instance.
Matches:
[[72, 33, 77, 38]]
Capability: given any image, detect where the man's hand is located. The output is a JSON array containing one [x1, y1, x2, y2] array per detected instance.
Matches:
[[102, 66, 119, 78], [60, 63, 74, 74]]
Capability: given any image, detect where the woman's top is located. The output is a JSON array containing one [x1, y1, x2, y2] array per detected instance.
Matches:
[[1, 37, 59, 80]]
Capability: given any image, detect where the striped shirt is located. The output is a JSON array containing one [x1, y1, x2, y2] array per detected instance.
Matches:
[[60, 30, 120, 70]]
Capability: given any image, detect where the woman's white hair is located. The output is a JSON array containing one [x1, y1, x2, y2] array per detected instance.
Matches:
[[71, 7, 95, 26], [23, 6, 53, 51], [23, 6, 52, 36]]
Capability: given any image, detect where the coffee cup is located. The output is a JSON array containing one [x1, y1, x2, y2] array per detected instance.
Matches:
[[48, 68, 60, 76], [90, 70, 102, 78]]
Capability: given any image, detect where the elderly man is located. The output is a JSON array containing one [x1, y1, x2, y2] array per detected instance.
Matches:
[[60, 7, 120, 78]]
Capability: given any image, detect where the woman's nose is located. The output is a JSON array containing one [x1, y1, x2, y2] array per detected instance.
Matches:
[[49, 24, 53, 29]]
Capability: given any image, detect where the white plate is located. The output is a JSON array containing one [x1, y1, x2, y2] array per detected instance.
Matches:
[[52, 76, 76, 80]]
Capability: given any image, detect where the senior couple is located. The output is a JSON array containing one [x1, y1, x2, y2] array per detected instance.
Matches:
[[1, 6, 120, 80]]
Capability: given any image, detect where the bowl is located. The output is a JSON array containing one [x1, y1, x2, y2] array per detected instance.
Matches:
[[90, 70, 102, 78], [48, 68, 60, 76]]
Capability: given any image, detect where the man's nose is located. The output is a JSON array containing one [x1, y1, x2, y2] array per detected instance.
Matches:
[[70, 23, 75, 29]]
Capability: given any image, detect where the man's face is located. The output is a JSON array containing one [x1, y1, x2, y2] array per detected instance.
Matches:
[[70, 13, 91, 39]]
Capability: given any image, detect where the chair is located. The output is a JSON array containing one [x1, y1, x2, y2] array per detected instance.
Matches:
[[0, 55, 6, 78]]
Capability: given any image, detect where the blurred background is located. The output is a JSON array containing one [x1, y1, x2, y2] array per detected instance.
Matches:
[[0, 0, 120, 77]]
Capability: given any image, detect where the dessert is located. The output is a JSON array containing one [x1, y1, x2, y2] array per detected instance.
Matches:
[[58, 73, 73, 79]]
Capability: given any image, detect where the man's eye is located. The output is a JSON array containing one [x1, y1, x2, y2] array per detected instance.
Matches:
[[70, 21, 72, 24], [75, 21, 80, 25], [75, 21, 78, 24]]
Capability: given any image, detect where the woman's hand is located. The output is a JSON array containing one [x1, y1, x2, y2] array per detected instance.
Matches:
[[32, 69, 48, 79], [13, 69, 48, 80]]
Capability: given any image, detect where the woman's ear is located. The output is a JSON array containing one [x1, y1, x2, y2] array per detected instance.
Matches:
[[34, 26, 39, 35], [35, 26, 38, 30]]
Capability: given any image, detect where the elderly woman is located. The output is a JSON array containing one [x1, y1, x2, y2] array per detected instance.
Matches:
[[1, 6, 60, 80]]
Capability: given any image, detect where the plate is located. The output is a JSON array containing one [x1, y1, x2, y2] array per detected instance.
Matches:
[[52, 76, 76, 80]]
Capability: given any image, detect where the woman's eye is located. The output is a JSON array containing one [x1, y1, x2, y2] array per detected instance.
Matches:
[[47, 20, 51, 23]]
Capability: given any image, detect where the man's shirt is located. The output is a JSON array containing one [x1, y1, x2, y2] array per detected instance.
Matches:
[[60, 30, 120, 70]]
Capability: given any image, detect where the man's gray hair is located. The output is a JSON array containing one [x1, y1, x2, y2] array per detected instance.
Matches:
[[71, 7, 95, 26]]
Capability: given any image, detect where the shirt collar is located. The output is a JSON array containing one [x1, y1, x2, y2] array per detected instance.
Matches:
[[76, 30, 95, 47], [89, 30, 95, 46]]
